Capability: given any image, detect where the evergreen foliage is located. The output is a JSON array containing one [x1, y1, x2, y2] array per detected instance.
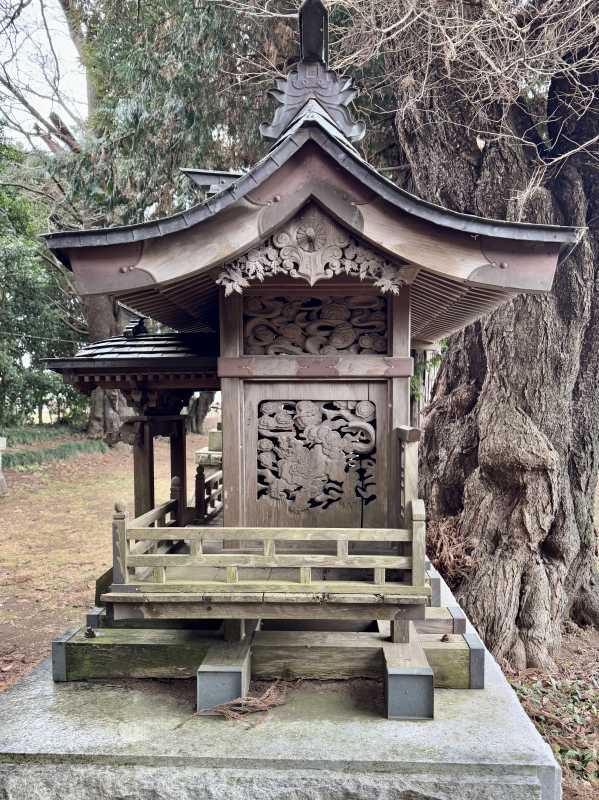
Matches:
[[0, 137, 85, 426], [48, 1, 399, 229]]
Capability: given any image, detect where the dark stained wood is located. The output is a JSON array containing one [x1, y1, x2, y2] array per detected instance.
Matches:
[[169, 418, 187, 523], [133, 421, 154, 518]]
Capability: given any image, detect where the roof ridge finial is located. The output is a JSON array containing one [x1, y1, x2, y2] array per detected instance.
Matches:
[[299, 0, 328, 65]]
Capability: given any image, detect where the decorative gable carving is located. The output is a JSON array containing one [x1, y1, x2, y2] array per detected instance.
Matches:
[[216, 205, 408, 296]]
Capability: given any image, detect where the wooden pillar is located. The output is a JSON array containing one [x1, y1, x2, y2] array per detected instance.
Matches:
[[389, 288, 412, 527], [133, 420, 154, 518], [219, 290, 244, 527], [170, 417, 187, 524]]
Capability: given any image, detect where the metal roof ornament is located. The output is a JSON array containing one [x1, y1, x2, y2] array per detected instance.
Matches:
[[299, 0, 328, 64], [260, 0, 366, 144]]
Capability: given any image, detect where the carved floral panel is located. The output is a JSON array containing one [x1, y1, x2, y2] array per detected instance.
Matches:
[[244, 295, 387, 355], [216, 204, 407, 295], [257, 400, 376, 513]]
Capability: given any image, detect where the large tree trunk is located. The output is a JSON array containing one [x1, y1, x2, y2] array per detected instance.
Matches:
[[187, 392, 216, 434], [84, 295, 131, 441], [392, 84, 599, 668]]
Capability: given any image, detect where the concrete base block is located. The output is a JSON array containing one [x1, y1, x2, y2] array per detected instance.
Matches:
[[0, 659, 561, 800], [386, 666, 434, 720], [426, 564, 442, 607], [85, 606, 106, 629], [196, 640, 251, 712]]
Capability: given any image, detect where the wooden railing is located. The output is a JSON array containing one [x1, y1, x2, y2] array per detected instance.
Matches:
[[398, 426, 420, 525], [112, 477, 183, 584], [111, 500, 427, 596], [194, 466, 224, 522]]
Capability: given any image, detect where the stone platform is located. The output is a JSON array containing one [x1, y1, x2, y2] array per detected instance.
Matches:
[[0, 650, 560, 800]]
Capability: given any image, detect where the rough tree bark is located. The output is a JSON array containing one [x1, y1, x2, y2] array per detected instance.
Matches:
[[58, 2, 129, 440], [187, 392, 216, 434], [392, 82, 599, 668]]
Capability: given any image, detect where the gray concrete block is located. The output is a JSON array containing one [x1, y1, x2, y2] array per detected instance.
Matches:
[[196, 641, 251, 712], [85, 607, 106, 629], [465, 631, 486, 689], [0, 654, 561, 799], [386, 665, 434, 720], [426, 564, 441, 607], [51, 629, 79, 682], [448, 604, 467, 633]]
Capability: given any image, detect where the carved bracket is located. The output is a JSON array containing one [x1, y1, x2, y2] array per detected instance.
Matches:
[[216, 204, 408, 296]]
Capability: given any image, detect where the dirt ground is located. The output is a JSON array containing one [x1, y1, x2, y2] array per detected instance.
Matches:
[[0, 434, 596, 799], [0, 432, 207, 691]]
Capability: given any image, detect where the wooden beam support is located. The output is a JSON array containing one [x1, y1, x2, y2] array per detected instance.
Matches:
[[133, 421, 154, 518], [217, 355, 413, 379], [52, 626, 478, 689]]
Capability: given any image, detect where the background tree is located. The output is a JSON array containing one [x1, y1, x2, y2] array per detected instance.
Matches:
[[0, 135, 85, 426], [328, 0, 599, 668], [0, 0, 397, 436]]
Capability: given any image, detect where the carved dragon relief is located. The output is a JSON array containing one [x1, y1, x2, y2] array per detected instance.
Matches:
[[257, 399, 376, 513], [244, 295, 387, 355], [216, 204, 408, 296]]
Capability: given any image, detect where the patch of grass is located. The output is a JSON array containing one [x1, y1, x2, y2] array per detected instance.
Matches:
[[510, 671, 598, 788], [2, 425, 84, 447], [3, 440, 107, 470]]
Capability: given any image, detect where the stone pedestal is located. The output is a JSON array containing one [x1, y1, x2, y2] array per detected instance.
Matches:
[[0, 647, 560, 799]]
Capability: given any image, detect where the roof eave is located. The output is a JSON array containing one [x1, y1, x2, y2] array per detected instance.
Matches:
[[42, 119, 582, 269]]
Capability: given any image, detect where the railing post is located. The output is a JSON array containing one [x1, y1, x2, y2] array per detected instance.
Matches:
[[407, 498, 426, 588], [397, 426, 420, 525], [112, 501, 128, 584], [170, 417, 187, 520], [195, 464, 207, 521], [170, 476, 183, 525]]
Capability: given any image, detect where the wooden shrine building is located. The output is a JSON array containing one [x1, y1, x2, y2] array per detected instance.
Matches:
[[46, 0, 578, 718]]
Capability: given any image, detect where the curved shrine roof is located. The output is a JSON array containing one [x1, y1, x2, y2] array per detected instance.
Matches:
[[43, 1, 581, 345]]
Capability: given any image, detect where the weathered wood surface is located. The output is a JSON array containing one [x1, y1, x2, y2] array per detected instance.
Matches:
[[242, 293, 389, 356], [107, 582, 431, 597], [408, 499, 426, 587], [380, 607, 466, 635], [127, 526, 412, 542], [55, 626, 473, 687], [120, 515, 426, 595], [217, 355, 413, 378], [133, 421, 154, 518], [111, 504, 128, 585], [107, 601, 427, 622], [58, 628, 213, 681], [252, 629, 469, 687], [169, 420, 187, 524], [130, 499, 176, 528], [126, 553, 414, 569]]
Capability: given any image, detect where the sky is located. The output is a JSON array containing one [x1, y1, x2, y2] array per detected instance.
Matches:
[[2, 0, 88, 145]]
